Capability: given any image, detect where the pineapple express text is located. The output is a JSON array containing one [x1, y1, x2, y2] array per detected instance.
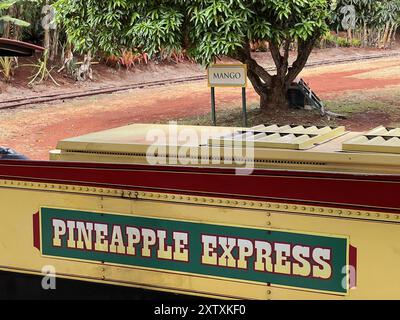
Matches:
[[52, 219, 332, 279]]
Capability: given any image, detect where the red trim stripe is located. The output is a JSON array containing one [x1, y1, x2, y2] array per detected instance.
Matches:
[[349, 246, 357, 289], [1, 160, 400, 211], [33, 212, 40, 251]]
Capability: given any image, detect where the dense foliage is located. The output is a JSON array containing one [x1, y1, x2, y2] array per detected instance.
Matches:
[[331, 0, 400, 48], [54, 0, 331, 109]]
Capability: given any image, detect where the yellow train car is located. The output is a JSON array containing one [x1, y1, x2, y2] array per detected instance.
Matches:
[[1, 123, 400, 299]]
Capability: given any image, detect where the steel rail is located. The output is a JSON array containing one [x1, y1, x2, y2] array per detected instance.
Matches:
[[1, 51, 399, 111]]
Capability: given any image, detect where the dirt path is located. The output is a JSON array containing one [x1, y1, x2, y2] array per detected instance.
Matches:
[[1, 56, 400, 160]]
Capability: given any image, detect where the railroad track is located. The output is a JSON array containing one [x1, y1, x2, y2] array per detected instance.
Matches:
[[1, 51, 399, 111]]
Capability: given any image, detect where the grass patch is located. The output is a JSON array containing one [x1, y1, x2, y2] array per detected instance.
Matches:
[[179, 103, 337, 128], [325, 87, 400, 115], [325, 98, 388, 114], [177, 86, 400, 129]]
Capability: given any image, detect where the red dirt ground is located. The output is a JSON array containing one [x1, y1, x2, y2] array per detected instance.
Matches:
[[1, 54, 400, 160], [304, 66, 400, 95]]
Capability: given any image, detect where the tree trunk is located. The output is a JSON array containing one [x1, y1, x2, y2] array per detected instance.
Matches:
[[14, 4, 24, 40], [76, 51, 93, 81], [237, 35, 319, 112], [362, 21, 368, 48], [387, 23, 394, 49], [3, 5, 17, 39], [376, 29, 381, 48], [50, 28, 59, 62], [260, 77, 288, 110], [347, 29, 353, 42], [381, 23, 390, 49]]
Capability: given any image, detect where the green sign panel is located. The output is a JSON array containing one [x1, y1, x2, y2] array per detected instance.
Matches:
[[40, 207, 349, 294]]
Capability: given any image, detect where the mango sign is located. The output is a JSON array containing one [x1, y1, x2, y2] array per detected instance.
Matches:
[[208, 64, 247, 88], [39, 207, 350, 295]]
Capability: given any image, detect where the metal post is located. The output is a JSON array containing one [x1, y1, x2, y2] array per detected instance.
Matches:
[[211, 87, 216, 126], [242, 87, 248, 127]]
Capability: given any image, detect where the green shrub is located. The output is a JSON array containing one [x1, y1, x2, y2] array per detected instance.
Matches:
[[350, 39, 362, 47], [336, 37, 350, 47]]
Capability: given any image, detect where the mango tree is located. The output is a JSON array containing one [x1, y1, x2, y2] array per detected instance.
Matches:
[[56, 0, 330, 109]]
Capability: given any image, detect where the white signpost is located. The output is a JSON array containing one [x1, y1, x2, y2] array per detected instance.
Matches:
[[207, 64, 248, 126]]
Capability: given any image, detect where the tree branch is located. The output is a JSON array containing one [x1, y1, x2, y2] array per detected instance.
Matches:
[[247, 69, 267, 97], [285, 34, 320, 84], [269, 41, 282, 72], [235, 42, 272, 86], [281, 39, 291, 74]]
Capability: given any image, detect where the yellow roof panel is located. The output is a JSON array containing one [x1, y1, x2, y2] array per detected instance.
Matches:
[[342, 126, 400, 154], [50, 124, 400, 174], [56, 124, 242, 154], [209, 125, 346, 150]]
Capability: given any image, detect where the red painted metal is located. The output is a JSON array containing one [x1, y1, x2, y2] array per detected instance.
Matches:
[[1, 160, 399, 212], [32, 212, 40, 251], [0, 38, 44, 57]]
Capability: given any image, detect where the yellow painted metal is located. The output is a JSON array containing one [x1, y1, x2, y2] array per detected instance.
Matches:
[[209, 125, 346, 150], [343, 126, 400, 154], [54, 124, 241, 154], [50, 124, 400, 174], [1, 181, 400, 299]]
